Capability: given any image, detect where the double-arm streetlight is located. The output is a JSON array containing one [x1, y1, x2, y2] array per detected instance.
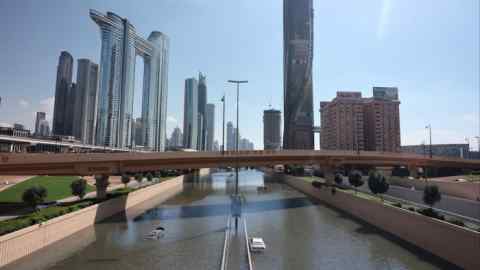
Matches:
[[227, 79, 248, 231]]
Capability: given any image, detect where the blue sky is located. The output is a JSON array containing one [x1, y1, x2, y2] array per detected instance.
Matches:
[[0, 0, 478, 149]]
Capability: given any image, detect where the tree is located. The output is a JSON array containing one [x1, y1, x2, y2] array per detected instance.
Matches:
[[348, 170, 364, 194], [134, 173, 143, 185], [423, 185, 441, 209], [22, 186, 47, 210], [121, 174, 130, 188], [334, 173, 343, 186], [70, 178, 87, 199], [146, 172, 153, 182], [368, 171, 389, 201]]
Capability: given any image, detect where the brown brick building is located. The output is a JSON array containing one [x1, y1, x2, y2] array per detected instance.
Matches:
[[320, 87, 401, 152]]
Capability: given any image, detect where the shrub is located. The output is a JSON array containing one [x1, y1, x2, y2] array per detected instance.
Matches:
[[311, 181, 323, 189], [334, 173, 343, 185], [408, 207, 415, 212], [146, 172, 153, 182], [423, 185, 442, 208], [448, 219, 465, 227], [417, 208, 444, 220], [368, 171, 389, 201], [70, 178, 87, 199], [392, 202, 402, 208], [348, 170, 364, 193], [121, 174, 131, 188], [134, 173, 143, 184], [22, 186, 47, 210]]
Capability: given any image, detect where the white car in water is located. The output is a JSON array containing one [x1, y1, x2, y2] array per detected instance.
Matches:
[[249, 237, 266, 252], [146, 226, 165, 239]]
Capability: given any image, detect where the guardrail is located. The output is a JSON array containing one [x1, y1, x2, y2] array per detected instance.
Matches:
[[220, 216, 231, 270], [243, 217, 254, 270]]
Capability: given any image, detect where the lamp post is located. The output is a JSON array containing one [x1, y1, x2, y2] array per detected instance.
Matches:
[[227, 79, 248, 231], [221, 95, 225, 154], [426, 125, 432, 158]]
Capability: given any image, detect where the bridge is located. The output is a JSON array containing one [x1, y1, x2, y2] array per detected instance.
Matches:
[[0, 135, 133, 153], [1, 150, 479, 176]]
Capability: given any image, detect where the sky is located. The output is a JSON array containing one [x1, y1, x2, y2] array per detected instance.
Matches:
[[0, 0, 478, 150]]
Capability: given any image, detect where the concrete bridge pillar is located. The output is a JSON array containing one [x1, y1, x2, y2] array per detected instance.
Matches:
[[94, 174, 110, 200]]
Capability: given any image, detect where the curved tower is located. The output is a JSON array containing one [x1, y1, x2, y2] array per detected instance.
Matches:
[[283, 0, 314, 149], [90, 10, 169, 151]]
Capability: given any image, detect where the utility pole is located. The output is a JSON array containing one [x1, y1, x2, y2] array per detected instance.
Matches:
[[227, 79, 248, 231], [426, 125, 432, 158], [221, 95, 225, 154]]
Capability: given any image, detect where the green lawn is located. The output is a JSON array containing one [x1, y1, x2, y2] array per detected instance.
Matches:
[[0, 176, 95, 203]]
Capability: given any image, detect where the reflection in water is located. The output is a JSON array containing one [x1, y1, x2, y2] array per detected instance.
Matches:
[[3, 169, 455, 270]]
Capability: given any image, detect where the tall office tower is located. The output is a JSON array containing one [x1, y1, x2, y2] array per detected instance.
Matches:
[[263, 109, 282, 150], [213, 140, 220, 151], [52, 51, 74, 136], [197, 72, 207, 150], [73, 59, 99, 144], [34, 112, 46, 136], [226, 121, 235, 150], [64, 83, 77, 135], [133, 117, 143, 146], [205, 103, 215, 151], [183, 78, 198, 149], [320, 88, 401, 152], [233, 128, 239, 150], [283, 0, 314, 149], [169, 127, 183, 148], [90, 10, 169, 151], [239, 138, 254, 150], [38, 119, 50, 137]]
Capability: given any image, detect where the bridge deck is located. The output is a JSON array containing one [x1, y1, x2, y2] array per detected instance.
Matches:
[[0, 150, 479, 176]]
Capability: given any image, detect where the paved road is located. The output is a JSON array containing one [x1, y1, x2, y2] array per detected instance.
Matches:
[[358, 183, 480, 221]]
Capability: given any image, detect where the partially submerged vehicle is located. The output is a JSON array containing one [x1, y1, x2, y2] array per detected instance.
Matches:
[[249, 237, 266, 252]]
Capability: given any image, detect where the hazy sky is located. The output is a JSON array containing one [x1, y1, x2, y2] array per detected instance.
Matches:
[[0, 0, 478, 149]]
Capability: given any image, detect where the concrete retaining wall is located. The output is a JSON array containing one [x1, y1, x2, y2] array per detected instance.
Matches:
[[285, 177, 480, 270], [390, 177, 480, 201], [0, 176, 184, 268]]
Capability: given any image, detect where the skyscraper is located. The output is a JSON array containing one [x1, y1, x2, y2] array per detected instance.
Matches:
[[90, 10, 169, 151], [263, 109, 282, 150], [226, 121, 235, 151], [73, 59, 99, 144], [38, 119, 50, 137], [52, 51, 74, 136], [183, 78, 198, 149], [64, 82, 76, 136], [169, 127, 183, 148], [197, 72, 207, 150], [34, 112, 46, 136], [283, 0, 314, 149], [205, 103, 215, 151]]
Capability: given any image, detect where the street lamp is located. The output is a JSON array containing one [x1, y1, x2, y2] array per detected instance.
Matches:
[[221, 95, 225, 154], [227, 79, 248, 231], [425, 125, 432, 158]]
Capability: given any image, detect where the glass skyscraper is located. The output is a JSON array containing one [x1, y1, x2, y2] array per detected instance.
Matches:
[[183, 78, 198, 149], [283, 0, 314, 149], [52, 51, 74, 136], [90, 10, 169, 151]]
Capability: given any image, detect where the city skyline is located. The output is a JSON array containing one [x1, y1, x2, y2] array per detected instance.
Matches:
[[0, 0, 478, 149]]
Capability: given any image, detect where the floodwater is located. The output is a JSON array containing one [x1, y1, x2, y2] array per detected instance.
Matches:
[[3, 170, 455, 270]]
